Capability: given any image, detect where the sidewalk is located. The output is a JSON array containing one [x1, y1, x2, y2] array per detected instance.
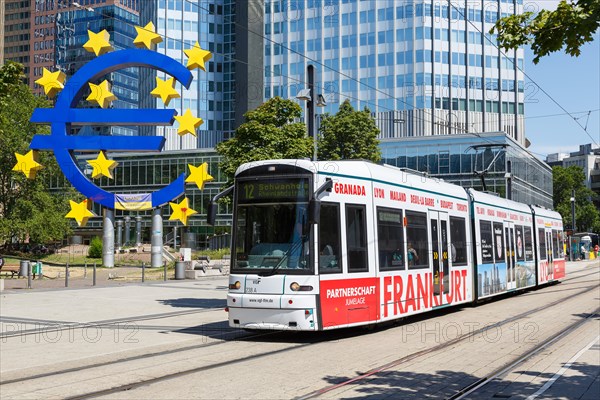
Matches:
[[0, 277, 230, 377]]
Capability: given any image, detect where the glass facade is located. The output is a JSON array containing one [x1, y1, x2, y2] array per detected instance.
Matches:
[[49, 149, 233, 247], [264, 0, 526, 145], [380, 132, 553, 208], [55, 4, 140, 136], [140, 0, 237, 150]]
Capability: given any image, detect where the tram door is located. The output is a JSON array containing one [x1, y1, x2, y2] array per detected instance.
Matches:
[[504, 222, 517, 290], [429, 211, 450, 299], [546, 230, 554, 280]]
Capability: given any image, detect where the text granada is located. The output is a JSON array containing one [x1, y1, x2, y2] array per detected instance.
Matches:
[[334, 182, 366, 196]]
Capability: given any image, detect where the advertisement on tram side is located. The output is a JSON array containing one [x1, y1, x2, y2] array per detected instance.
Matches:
[[320, 278, 380, 328], [319, 269, 470, 328]]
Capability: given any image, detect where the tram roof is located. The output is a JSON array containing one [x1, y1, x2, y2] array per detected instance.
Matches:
[[236, 159, 469, 201], [530, 205, 563, 222], [468, 188, 533, 215]]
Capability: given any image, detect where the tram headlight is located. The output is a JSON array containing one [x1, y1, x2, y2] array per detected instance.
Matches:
[[290, 282, 300, 291], [229, 281, 241, 290]]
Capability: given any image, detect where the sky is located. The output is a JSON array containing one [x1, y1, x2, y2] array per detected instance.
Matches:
[[522, 1, 600, 159]]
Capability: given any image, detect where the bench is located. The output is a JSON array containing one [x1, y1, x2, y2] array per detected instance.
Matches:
[[197, 255, 211, 263], [0, 264, 20, 278]]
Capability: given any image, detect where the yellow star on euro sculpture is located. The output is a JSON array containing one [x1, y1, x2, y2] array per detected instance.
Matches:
[[65, 199, 96, 227], [34, 68, 66, 98], [87, 151, 118, 179], [87, 80, 117, 108], [133, 22, 162, 49], [151, 77, 180, 106], [174, 109, 203, 136], [184, 41, 212, 71], [185, 162, 214, 190], [12, 150, 43, 179], [83, 29, 113, 56], [169, 198, 197, 226]]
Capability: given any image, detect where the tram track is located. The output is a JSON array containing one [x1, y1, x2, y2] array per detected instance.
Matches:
[[11, 269, 596, 399], [294, 269, 599, 400], [0, 305, 225, 339], [447, 308, 600, 400], [1, 265, 596, 399]]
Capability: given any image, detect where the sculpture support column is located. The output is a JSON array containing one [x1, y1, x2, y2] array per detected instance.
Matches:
[[135, 216, 142, 246], [103, 208, 115, 268], [151, 208, 163, 268]]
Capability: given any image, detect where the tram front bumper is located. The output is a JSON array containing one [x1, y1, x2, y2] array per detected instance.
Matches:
[[228, 307, 317, 331]]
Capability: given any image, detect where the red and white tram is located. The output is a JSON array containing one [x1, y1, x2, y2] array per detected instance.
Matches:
[[209, 159, 565, 331]]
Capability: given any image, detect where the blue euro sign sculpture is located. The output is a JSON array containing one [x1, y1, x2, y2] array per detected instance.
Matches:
[[30, 49, 193, 211]]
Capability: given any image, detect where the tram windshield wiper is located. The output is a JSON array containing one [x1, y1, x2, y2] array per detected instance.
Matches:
[[258, 238, 305, 277]]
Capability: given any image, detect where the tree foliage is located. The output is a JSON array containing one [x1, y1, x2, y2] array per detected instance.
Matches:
[[317, 100, 382, 163], [0, 61, 72, 246], [552, 165, 600, 232], [492, 0, 600, 64], [216, 97, 313, 185]]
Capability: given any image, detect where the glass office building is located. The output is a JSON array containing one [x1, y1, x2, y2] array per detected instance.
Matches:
[[139, 0, 237, 150], [54, 2, 140, 136], [264, 0, 526, 145], [380, 132, 553, 208], [49, 149, 233, 248]]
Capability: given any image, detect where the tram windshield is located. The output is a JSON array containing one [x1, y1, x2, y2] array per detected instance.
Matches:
[[232, 178, 312, 275]]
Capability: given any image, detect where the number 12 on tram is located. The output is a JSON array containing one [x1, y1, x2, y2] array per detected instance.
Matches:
[[207, 159, 564, 331]]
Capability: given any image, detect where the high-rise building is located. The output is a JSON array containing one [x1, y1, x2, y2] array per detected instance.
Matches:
[[140, 0, 263, 150], [53, 1, 140, 136], [140, 0, 232, 149], [0, 0, 6, 65], [264, 0, 526, 145], [3, 0, 31, 79]]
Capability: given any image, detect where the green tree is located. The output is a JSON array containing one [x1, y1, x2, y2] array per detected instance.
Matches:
[[492, 0, 600, 64], [552, 165, 600, 232], [317, 100, 381, 162], [216, 97, 313, 185], [0, 61, 72, 246]]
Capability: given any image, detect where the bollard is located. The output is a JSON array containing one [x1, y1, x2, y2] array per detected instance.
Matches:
[[142, 262, 145, 283], [84, 262, 87, 279], [164, 260, 167, 281], [65, 263, 69, 288], [27, 261, 32, 289], [93, 262, 97, 286]]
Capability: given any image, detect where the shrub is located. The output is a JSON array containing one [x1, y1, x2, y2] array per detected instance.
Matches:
[[88, 237, 102, 258]]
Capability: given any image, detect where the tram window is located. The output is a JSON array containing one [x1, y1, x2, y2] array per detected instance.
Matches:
[[523, 226, 533, 261], [515, 225, 525, 262], [552, 230, 560, 258], [538, 228, 547, 260], [494, 222, 505, 263], [319, 203, 342, 274], [449, 217, 467, 266], [480, 220, 494, 263], [346, 204, 368, 273], [405, 211, 428, 269], [377, 207, 404, 271]]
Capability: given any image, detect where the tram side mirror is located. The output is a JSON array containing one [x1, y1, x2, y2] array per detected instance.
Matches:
[[308, 199, 321, 224], [207, 201, 217, 226]]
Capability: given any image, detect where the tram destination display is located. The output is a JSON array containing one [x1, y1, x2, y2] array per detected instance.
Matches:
[[238, 179, 309, 203]]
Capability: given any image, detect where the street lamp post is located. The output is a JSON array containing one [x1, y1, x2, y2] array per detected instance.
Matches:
[[296, 65, 326, 161], [570, 190, 576, 261]]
